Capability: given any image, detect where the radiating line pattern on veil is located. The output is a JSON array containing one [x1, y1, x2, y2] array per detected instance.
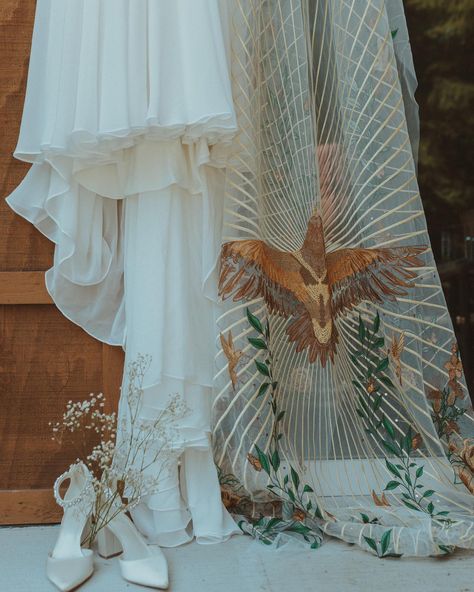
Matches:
[[213, 0, 474, 556]]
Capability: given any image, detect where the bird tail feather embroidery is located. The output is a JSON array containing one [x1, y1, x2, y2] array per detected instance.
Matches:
[[286, 310, 339, 367]]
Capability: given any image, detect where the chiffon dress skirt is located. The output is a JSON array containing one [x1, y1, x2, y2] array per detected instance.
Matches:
[[6, 0, 240, 545]]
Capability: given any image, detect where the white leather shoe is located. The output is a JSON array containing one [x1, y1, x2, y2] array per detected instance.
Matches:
[[97, 512, 169, 589], [46, 462, 95, 591]]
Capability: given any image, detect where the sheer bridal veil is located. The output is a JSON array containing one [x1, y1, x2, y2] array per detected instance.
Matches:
[[213, 0, 474, 556]]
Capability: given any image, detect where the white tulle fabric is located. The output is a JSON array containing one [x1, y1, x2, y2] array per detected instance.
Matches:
[[7, 0, 239, 546]]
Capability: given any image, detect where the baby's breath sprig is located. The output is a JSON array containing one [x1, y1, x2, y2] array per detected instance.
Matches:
[[50, 354, 189, 547]]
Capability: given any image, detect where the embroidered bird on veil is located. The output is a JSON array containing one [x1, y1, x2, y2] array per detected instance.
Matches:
[[218, 147, 426, 367], [220, 330, 245, 390]]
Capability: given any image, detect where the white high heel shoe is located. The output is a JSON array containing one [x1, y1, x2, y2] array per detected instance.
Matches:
[[97, 511, 169, 589], [46, 462, 95, 592]]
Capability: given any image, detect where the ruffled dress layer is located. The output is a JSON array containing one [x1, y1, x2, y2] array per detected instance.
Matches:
[[6, 0, 240, 545]]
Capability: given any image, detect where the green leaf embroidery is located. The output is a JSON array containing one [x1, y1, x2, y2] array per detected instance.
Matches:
[[289, 522, 311, 535], [373, 312, 381, 334], [439, 545, 454, 555], [266, 517, 281, 530], [386, 460, 402, 479], [271, 449, 280, 471], [247, 308, 264, 334], [403, 432, 413, 455], [248, 337, 267, 350], [384, 480, 400, 491], [383, 440, 400, 456], [255, 445, 270, 474], [314, 506, 324, 520], [382, 417, 395, 439], [380, 376, 394, 388], [373, 394, 383, 411], [376, 357, 389, 373], [255, 360, 270, 377], [372, 337, 385, 349], [363, 536, 378, 553], [290, 466, 300, 489], [380, 529, 392, 556], [402, 500, 421, 512]]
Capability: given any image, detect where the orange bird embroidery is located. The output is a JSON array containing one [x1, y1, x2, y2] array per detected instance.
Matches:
[[218, 213, 425, 367], [388, 332, 405, 385], [220, 330, 244, 389]]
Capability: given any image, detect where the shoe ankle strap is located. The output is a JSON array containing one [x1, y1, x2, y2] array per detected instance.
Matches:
[[53, 462, 95, 509]]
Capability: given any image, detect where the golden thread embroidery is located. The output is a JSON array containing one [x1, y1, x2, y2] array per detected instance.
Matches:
[[219, 211, 425, 366], [220, 330, 244, 390], [371, 490, 391, 507], [388, 332, 405, 385]]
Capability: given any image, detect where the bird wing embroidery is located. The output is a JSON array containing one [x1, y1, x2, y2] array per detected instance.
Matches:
[[390, 332, 405, 359], [219, 240, 338, 366], [219, 331, 233, 360], [220, 330, 243, 390], [326, 245, 425, 316], [219, 240, 306, 316], [389, 332, 405, 385], [219, 236, 424, 367]]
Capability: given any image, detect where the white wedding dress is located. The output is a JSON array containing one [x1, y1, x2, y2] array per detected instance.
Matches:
[[7, 0, 240, 546]]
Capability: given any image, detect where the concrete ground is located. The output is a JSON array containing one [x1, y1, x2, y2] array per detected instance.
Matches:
[[0, 525, 473, 592]]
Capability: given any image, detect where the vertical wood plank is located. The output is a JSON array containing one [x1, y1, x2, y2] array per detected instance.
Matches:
[[102, 344, 125, 413], [0, 0, 125, 525], [0, 0, 53, 272]]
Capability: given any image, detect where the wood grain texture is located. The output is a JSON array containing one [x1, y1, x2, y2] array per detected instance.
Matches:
[[0, 0, 53, 272], [0, 305, 104, 489], [102, 345, 125, 414], [0, 271, 53, 304], [0, 0, 125, 524], [0, 489, 61, 525], [0, 294, 124, 487]]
